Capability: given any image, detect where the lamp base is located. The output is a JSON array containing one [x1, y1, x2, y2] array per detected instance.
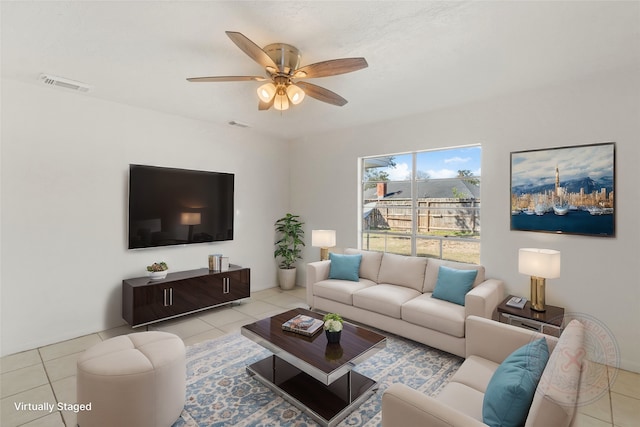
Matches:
[[320, 247, 329, 261], [530, 276, 546, 312]]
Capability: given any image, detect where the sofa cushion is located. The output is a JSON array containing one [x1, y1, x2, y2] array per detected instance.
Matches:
[[401, 293, 466, 337], [344, 248, 383, 283], [328, 253, 362, 282], [432, 266, 478, 306], [449, 355, 500, 394], [313, 279, 376, 305], [483, 338, 550, 427], [377, 253, 427, 292], [437, 382, 485, 422], [525, 320, 585, 427], [424, 258, 485, 293], [353, 284, 421, 318]]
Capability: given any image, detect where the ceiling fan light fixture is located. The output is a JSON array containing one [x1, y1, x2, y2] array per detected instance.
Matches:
[[286, 84, 305, 105], [257, 82, 276, 102], [188, 32, 369, 111], [274, 93, 289, 111]]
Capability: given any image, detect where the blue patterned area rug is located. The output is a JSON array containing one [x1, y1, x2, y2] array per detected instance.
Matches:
[[173, 331, 462, 427]]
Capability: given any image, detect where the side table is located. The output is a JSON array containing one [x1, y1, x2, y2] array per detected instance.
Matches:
[[496, 295, 565, 337]]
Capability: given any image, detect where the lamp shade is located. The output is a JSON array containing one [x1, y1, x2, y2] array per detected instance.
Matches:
[[274, 93, 290, 111], [257, 83, 276, 103], [518, 248, 561, 278], [180, 212, 201, 226], [286, 84, 305, 105], [312, 230, 336, 248]]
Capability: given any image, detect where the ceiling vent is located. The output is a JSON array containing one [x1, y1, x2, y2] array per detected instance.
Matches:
[[39, 74, 91, 92], [228, 120, 251, 128]]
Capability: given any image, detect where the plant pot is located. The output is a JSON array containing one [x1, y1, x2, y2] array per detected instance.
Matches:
[[147, 270, 168, 281], [325, 330, 341, 344], [278, 267, 297, 290]]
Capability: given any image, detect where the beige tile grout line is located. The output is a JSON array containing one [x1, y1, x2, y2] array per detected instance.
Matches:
[[606, 365, 615, 426], [34, 347, 64, 426]]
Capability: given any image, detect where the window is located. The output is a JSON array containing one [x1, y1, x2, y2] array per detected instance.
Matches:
[[360, 146, 481, 264]]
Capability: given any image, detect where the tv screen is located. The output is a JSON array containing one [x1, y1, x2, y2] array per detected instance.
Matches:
[[128, 164, 234, 249]]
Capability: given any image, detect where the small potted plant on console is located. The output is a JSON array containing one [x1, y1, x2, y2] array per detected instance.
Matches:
[[323, 313, 344, 344], [147, 262, 169, 281]]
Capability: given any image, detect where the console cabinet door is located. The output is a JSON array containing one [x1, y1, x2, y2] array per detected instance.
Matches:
[[215, 269, 250, 304], [130, 284, 178, 326]]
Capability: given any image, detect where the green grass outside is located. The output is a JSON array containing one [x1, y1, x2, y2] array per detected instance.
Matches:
[[361, 232, 480, 264]]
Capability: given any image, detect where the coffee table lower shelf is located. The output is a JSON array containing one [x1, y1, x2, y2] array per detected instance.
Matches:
[[246, 355, 378, 427]]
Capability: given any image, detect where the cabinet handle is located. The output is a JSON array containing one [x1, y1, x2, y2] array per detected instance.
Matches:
[[163, 288, 173, 306], [222, 277, 230, 294]]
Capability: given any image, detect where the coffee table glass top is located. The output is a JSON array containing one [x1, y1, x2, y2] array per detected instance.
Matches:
[[241, 308, 386, 385]]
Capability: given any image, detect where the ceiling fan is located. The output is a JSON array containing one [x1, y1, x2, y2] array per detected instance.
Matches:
[[187, 31, 368, 111]]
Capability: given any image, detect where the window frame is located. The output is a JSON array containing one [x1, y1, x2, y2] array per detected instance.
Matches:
[[358, 146, 481, 263]]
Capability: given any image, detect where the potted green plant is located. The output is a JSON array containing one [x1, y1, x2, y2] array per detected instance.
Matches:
[[274, 213, 305, 289], [146, 262, 169, 281]]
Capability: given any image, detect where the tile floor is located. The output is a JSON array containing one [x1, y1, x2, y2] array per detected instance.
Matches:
[[2, 286, 639, 427]]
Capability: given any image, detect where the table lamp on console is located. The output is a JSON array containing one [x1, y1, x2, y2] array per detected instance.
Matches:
[[312, 230, 336, 261], [518, 248, 561, 312]]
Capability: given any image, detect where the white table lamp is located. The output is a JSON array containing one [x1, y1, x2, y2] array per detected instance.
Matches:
[[518, 248, 561, 312], [312, 230, 336, 261]]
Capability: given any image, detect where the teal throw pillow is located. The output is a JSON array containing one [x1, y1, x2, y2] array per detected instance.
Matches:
[[482, 338, 550, 427], [328, 253, 362, 282], [431, 266, 478, 306]]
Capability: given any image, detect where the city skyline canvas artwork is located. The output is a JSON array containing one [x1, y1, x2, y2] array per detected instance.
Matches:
[[510, 142, 615, 237]]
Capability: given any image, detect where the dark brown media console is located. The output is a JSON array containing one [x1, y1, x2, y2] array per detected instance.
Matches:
[[122, 265, 250, 327]]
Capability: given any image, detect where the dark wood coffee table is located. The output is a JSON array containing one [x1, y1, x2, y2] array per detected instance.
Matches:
[[241, 308, 387, 427]]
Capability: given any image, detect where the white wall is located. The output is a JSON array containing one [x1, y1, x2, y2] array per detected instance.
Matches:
[[290, 66, 640, 372], [0, 79, 289, 356], [2, 66, 639, 370]]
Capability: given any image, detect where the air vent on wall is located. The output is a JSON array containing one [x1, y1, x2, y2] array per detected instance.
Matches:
[[228, 120, 251, 128], [39, 74, 91, 92]]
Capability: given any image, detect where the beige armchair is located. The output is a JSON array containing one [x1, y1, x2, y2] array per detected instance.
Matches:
[[382, 316, 588, 427]]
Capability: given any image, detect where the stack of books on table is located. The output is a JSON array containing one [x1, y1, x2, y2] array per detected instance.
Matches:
[[282, 314, 324, 337], [505, 296, 527, 309]]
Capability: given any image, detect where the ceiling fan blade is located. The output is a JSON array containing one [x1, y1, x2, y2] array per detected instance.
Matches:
[[226, 31, 279, 72], [295, 82, 348, 106], [293, 58, 368, 79], [258, 98, 274, 111], [187, 76, 266, 82]]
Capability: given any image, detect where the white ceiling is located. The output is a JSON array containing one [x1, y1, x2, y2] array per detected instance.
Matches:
[[2, 1, 639, 140]]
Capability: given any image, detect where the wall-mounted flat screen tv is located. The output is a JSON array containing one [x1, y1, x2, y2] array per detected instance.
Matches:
[[128, 164, 234, 249]]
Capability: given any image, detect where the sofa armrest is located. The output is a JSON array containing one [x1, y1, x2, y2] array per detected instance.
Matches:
[[306, 261, 331, 307], [465, 279, 504, 319], [382, 384, 487, 427], [465, 316, 558, 363]]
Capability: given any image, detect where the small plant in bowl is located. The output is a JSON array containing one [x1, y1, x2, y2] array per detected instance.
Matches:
[[147, 262, 169, 280]]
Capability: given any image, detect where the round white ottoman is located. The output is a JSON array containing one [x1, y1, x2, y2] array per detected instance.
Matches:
[[77, 331, 186, 427]]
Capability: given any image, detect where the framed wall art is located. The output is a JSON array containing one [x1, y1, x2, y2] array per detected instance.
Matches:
[[510, 142, 615, 237]]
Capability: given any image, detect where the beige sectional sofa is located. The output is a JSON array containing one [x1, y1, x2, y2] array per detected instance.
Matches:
[[382, 316, 587, 427], [306, 249, 504, 357]]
